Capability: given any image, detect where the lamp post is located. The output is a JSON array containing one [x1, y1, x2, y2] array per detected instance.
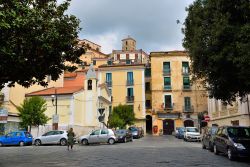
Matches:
[[51, 89, 58, 130]]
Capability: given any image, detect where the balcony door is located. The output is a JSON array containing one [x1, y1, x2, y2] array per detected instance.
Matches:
[[164, 95, 172, 109]]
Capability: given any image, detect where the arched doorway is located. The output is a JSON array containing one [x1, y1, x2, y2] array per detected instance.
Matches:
[[163, 119, 174, 135], [146, 115, 152, 134], [184, 120, 194, 127]]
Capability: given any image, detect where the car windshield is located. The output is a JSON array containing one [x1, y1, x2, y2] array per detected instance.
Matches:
[[116, 130, 126, 134], [129, 127, 137, 131], [186, 128, 198, 132], [227, 127, 250, 139], [178, 127, 185, 132]]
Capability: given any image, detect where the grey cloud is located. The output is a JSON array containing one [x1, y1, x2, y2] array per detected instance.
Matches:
[[67, 0, 194, 53]]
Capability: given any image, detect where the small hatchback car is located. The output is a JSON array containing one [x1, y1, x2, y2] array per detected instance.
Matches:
[[0, 131, 33, 146], [79, 129, 117, 145], [34, 130, 68, 146]]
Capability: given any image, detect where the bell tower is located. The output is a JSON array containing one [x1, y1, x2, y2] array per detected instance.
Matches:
[[122, 36, 136, 51]]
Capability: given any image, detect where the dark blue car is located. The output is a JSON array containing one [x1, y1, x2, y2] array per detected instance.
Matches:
[[0, 131, 33, 146]]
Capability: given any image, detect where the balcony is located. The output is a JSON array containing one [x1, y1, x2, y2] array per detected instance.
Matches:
[[164, 105, 174, 111], [163, 85, 172, 91], [182, 105, 194, 113], [126, 80, 134, 86], [126, 96, 134, 103], [106, 81, 112, 87], [183, 85, 191, 90], [163, 69, 171, 76]]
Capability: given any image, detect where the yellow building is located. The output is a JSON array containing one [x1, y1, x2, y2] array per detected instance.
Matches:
[[98, 63, 146, 130], [0, 75, 63, 134], [26, 65, 111, 136], [150, 51, 207, 135], [77, 39, 109, 69]]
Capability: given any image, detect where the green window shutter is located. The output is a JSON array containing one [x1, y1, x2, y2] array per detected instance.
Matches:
[[163, 62, 170, 72], [183, 77, 190, 85], [164, 77, 171, 86], [184, 97, 191, 109], [182, 62, 189, 74]]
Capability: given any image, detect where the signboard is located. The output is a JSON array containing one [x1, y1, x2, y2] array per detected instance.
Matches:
[[157, 113, 180, 119], [0, 108, 8, 123], [52, 114, 59, 123], [204, 115, 210, 122]]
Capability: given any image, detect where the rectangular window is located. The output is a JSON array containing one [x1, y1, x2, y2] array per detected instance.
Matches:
[[163, 62, 171, 75], [145, 68, 151, 77], [127, 88, 134, 103], [126, 54, 129, 60], [164, 95, 172, 109], [184, 97, 191, 111], [127, 88, 134, 97], [145, 82, 150, 91], [93, 60, 96, 65], [183, 77, 190, 89], [146, 100, 151, 108], [127, 72, 134, 85], [106, 73, 112, 87], [182, 62, 189, 74], [164, 77, 171, 90]]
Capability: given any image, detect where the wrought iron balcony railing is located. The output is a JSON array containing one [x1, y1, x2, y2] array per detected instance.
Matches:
[[126, 96, 134, 103]]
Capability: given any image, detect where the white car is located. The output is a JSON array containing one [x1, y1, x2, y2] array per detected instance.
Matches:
[[79, 129, 117, 145], [183, 127, 201, 142], [34, 130, 68, 146]]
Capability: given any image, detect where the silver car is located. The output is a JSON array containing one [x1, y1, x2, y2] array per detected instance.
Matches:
[[79, 129, 117, 145], [34, 130, 68, 146]]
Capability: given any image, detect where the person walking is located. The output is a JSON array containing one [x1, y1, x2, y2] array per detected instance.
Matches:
[[67, 128, 75, 150]]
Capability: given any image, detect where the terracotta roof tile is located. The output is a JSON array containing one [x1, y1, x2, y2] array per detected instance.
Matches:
[[26, 86, 84, 96]]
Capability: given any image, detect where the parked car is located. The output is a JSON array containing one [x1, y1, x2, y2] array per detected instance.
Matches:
[[128, 127, 141, 139], [183, 127, 201, 142], [115, 129, 133, 143], [175, 127, 185, 139], [34, 130, 68, 146], [213, 126, 250, 160], [201, 126, 218, 151], [79, 129, 117, 145], [0, 131, 33, 146]]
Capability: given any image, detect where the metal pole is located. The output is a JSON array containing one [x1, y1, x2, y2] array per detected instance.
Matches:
[[247, 95, 250, 121], [55, 89, 57, 115]]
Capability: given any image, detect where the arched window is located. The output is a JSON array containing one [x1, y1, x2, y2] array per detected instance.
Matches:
[[88, 80, 92, 90]]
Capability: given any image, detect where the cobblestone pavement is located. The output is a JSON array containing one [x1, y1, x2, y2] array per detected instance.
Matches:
[[0, 135, 249, 167]]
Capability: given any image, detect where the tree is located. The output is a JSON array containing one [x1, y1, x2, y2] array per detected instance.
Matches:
[[183, 0, 250, 102], [108, 104, 135, 129], [0, 0, 85, 89], [17, 96, 50, 132]]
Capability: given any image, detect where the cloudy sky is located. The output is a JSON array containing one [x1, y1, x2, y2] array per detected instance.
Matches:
[[66, 0, 195, 54]]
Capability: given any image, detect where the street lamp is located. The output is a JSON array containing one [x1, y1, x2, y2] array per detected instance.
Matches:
[[51, 89, 58, 130]]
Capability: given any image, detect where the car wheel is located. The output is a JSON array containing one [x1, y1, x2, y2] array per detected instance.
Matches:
[[60, 138, 67, 146], [81, 139, 88, 145], [202, 142, 206, 149], [34, 140, 41, 146], [227, 148, 235, 161], [19, 141, 24, 147], [108, 138, 115, 145], [214, 145, 219, 155]]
